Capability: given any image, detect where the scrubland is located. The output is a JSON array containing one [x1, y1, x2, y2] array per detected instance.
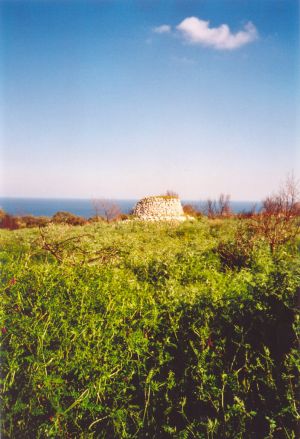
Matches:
[[1, 217, 299, 438]]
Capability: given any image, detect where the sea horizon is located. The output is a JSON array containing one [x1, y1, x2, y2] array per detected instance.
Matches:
[[0, 197, 261, 218]]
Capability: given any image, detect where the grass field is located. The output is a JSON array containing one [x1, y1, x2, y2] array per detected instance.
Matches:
[[1, 219, 299, 438]]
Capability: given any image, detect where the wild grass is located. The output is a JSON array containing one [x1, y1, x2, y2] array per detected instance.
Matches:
[[1, 219, 299, 438]]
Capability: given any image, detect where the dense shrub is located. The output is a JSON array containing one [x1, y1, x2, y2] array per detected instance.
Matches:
[[52, 211, 87, 226], [0, 214, 21, 230], [0, 220, 299, 438], [19, 215, 50, 228], [247, 175, 300, 251], [0, 213, 50, 230]]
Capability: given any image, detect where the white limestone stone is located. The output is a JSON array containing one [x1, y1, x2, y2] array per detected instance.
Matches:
[[133, 196, 187, 222]]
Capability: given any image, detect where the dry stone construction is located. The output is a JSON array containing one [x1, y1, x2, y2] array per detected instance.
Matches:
[[133, 196, 187, 221]]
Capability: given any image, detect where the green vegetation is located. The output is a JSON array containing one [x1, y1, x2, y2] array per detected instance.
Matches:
[[1, 218, 299, 438], [0, 209, 128, 230], [144, 195, 179, 200]]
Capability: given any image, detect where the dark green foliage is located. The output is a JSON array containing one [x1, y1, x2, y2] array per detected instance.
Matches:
[[0, 220, 299, 438]]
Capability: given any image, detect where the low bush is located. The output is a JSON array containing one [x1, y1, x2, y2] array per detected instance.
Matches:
[[182, 204, 201, 218], [114, 213, 130, 222], [19, 215, 50, 228], [0, 214, 21, 230], [88, 215, 106, 223], [52, 211, 87, 226]]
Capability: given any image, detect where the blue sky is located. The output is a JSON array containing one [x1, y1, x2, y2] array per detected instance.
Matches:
[[0, 0, 299, 200]]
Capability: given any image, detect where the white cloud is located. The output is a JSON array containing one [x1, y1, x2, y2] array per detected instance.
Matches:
[[176, 17, 258, 50], [153, 24, 171, 34]]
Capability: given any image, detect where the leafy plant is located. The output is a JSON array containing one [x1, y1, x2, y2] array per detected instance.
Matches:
[[0, 219, 299, 438]]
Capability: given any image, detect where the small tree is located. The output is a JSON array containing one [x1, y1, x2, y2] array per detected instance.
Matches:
[[204, 199, 217, 218], [248, 174, 300, 251], [91, 199, 121, 223], [203, 194, 231, 218], [218, 193, 231, 216]]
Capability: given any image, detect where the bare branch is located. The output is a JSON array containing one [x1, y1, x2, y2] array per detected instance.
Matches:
[[91, 199, 121, 223]]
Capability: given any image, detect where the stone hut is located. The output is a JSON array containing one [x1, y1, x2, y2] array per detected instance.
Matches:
[[133, 195, 187, 221]]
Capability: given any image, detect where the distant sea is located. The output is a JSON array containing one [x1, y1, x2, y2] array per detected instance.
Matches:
[[0, 198, 261, 218]]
